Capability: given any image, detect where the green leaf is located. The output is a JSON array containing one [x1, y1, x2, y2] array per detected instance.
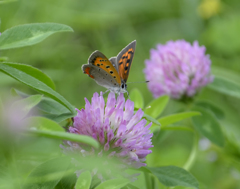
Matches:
[[158, 111, 201, 127], [0, 0, 17, 4], [122, 184, 139, 189], [10, 88, 20, 97], [26, 116, 65, 132], [12, 94, 42, 117], [150, 126, 160, 133], [24, 157, 71, 189], [142, 113, 161, 127], [0, 56, 8, 62], [195, 101, 224, 120], [44, 112, 75, 123], [161, 126, 194, 132], [75, 171, 92, 189], [147, 166, 199, 189], [212, 66, 240, 84], [144, 96, 169, 119], [10, 89, 71, 117], [130, 88, 144, 109], [55, 171, 77, 189], [10, 88, 28, 98], [26, 129, 99, 149], [0, 97, 3, 111], [1, 63, 55, 89], [208, 76, 240, 99], [0, 63, 75, 113], [191, 106, 225, 147], [0, 23, 73, 50], [95, 178, 130, 189], [38, 97, 70, 115]]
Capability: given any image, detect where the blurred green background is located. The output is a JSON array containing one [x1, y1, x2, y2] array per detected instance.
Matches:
[[1, 0, 240, 188]]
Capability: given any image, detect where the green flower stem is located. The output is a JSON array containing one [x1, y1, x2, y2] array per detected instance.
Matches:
[[183, 132, 199, 171], [144, 171, 152, 189]]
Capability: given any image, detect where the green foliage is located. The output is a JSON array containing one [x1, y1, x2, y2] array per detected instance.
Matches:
[[0, 0, 17, 4], [37, 97, 70, 115], [11, 88, 72, 122], [24, 157, 71, 189], [158, 111, 201, 128], [12, 94, 42, 117], [75, 171, 92, 189], [44, 112, 76, 123], [3, 63, 56, 90], [142, 113, 161, 127], [26, 129, 99, 148], [0, 62, 75, 114], [195, 101, 224, 120], [208, 76, 240, 99], [0, 23, 73, 50], [55, 171, 77, 189], [203, 15, 240, 56], [26, 116, 65, 132], [130, 88, 144, 109], [161, 126, 194, 132], [144, 96, 169, 119], [95, 178, 130, 189], [147, 166, 199, 189], [191, 106, 225, 147]]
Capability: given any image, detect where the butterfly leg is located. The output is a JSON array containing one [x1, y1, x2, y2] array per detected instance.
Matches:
[[126, 91, 130, 99], [102, 89, 110, 95]]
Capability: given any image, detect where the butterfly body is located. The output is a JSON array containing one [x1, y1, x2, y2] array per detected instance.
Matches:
[[82, 40, 136, 95]]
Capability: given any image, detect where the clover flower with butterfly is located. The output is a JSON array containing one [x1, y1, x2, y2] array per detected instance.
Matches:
[[63, 92, 153, 180]]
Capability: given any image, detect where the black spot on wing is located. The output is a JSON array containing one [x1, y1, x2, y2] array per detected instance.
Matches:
[[128, 51, 134, 54]]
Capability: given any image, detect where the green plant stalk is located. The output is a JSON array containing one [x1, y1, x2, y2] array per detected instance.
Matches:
[[144, 171, 152, 189], [183, 132, 199, 171]]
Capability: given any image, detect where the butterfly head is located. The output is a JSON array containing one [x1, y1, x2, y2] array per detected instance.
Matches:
[[120, 80, 127, 93]]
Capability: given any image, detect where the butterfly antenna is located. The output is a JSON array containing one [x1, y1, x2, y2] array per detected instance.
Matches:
[[127, 81, 149, 84]]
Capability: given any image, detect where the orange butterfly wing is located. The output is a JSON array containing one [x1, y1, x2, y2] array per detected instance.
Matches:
[[88, 51, 121, 85], [117, 41, 136, 82]]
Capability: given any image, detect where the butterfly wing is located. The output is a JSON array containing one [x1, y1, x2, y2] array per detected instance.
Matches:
[[82, 64, 120, 90], [109, 57, 118, 72], [87, 51, 121, 84], [116, 40, 136, 83]]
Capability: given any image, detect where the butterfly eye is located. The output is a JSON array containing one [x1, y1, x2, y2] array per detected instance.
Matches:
[[121, 83, 127, 89]]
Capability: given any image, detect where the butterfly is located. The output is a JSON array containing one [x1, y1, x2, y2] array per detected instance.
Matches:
[[82, 40, 136, 95]]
